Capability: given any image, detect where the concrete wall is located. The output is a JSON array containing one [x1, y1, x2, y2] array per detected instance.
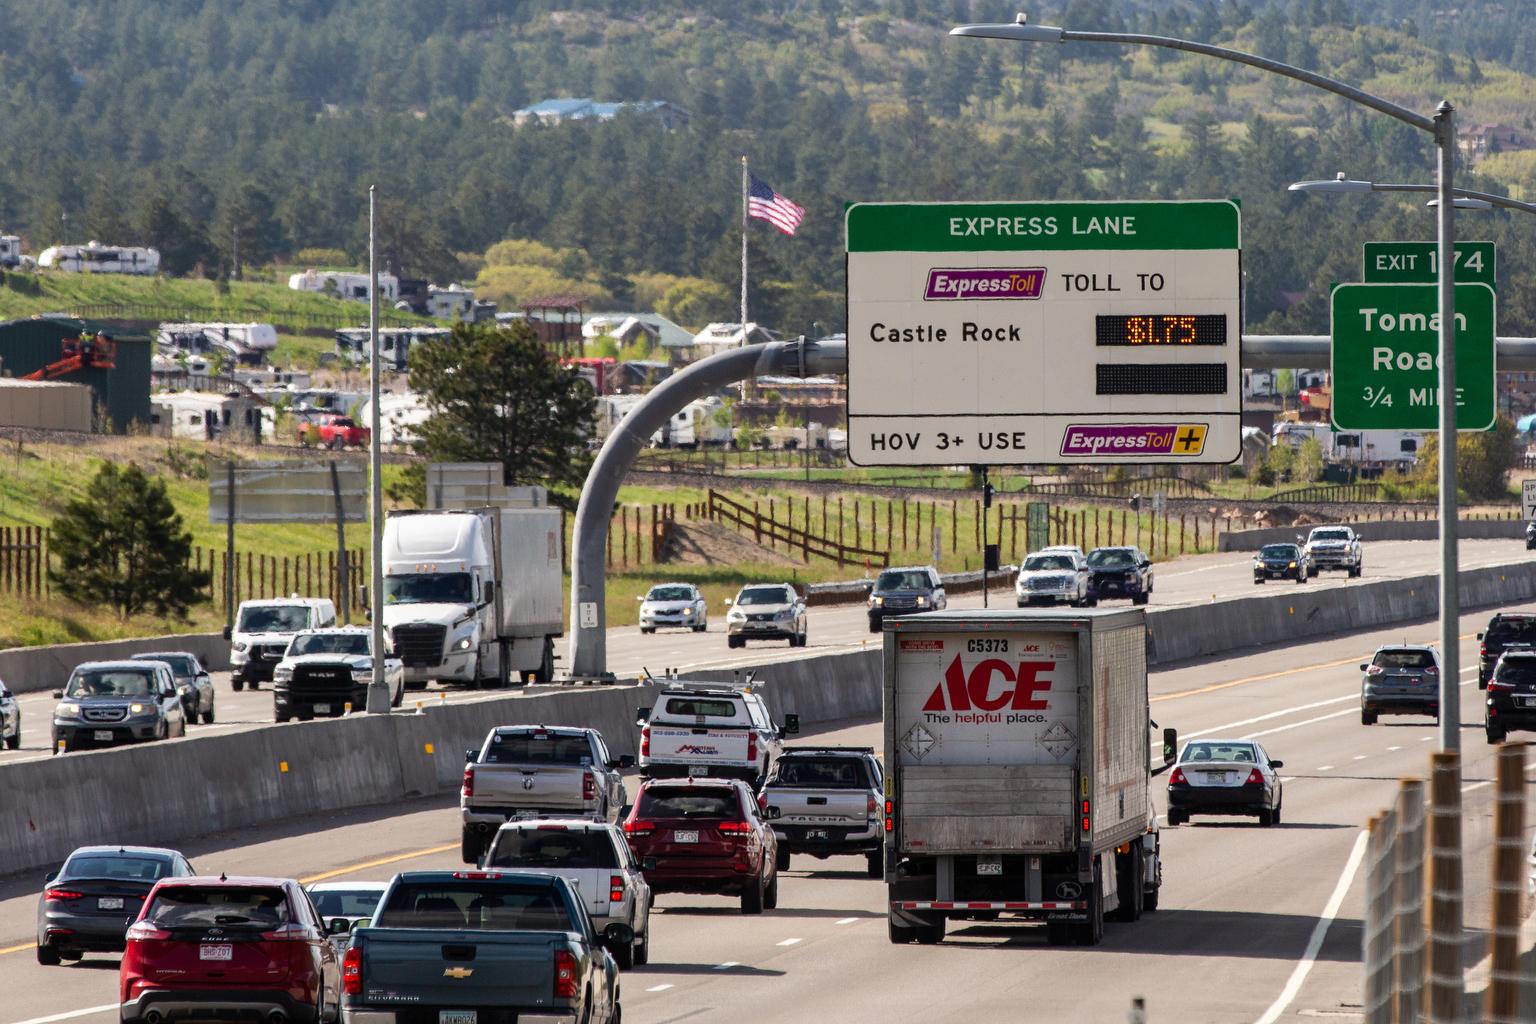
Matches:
[[1218, 518, 1526, 551], [0, 633, 227, 695]]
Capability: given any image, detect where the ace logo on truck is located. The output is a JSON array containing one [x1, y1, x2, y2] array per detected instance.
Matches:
[[921, 656, 1053, 725]]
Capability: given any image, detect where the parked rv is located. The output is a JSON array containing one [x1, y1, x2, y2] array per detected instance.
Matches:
[[38, 242, 159, 275]]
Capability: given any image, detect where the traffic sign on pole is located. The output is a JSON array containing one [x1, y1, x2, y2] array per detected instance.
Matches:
[[1330, 282, 1495, 431], [1363, 240, 1496, 287], [844, 200, 1242, 465], [1523, 480, 1536, 521]]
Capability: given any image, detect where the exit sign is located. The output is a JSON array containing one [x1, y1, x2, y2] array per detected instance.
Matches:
[[1362, 240, 1496, 287]]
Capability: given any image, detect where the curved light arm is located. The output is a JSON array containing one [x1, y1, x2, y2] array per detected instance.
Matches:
[[1290, 175, 1536, 216]]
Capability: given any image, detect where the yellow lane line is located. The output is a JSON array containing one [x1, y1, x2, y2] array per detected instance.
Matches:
[[0, 942, 29, 955]]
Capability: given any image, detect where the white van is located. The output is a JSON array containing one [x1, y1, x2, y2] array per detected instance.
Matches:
[[224, 597, 337, 690]]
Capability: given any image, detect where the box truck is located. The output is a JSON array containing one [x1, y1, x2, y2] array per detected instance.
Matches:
[[883, 608, 1172, 947], [378, 503, 563, 687]]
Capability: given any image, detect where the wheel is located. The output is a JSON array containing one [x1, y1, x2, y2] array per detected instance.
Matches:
[[1111, 849, 1143, 922], [328, 434, 346, 450], [740, 873, 765, 915], [775, 845, 790, 872], [461, 828, 485, 865], [1362, 709, 1377, 725], [634, 929, 649, 966], [5, 730, 19, 750], [640, 627, 654, 635], [1258, 807, 1275, 827], [1253, 579, 1264, 585], [868, 617, 882, 634], [1046, 921, 1075, 945], [795, 630, 807, 648], [36, 941, 59, 966], [232, 678, 244, 692], [867, 850, 883, 879], [535, 638, 554, 684], [1071, 861, 1106, 945], [1295, 572, 1305, 584], [1143, 859, 1161, 913], [1132, 592, 1148, 606], [1488, 723, 1507, 744], [1166, 809, 1185, 826], [728, 637, 744, 649], [1272, 799, 1282, 826], [391, 682, 403, 708], [1084, 594, 1098, 607], [613, 936, 635, 970], [763, 871, 779, 910], [693, 623, 706, 633], [888, 915, 917, 944], [202, 706, 215, 725], [914, 917, 945, 945], [275, 710, 291, 723]]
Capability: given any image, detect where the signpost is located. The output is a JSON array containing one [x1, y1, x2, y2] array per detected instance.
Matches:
[[844, 200, 1242, 465], [1363, 240, 1496, 287], [1330, 282, 1495, 431], [1523, 480, 1536, 522]]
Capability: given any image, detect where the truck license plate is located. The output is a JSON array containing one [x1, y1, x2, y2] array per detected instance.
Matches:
[[1519, 696, 1536, 708], [97, 897, 124, 910], [199, 944, 233, 961], [93, 730, 114, 741], [313, 703, 330, 714], [440, 1013, 477, 1024], [674, 830, 699, 844], [687, 764, 709, 776], [976, 856, 1003, 876]]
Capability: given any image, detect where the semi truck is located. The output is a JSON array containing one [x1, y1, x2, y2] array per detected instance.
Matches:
[[883, 607, 1173, 947], [378, 500, 563, 687]]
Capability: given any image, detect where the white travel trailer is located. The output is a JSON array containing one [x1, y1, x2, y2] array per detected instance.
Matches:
[[151, 391, 264, 441], [158, 322, 278, 365], [653, 396, 731, 448], [38, 241, 160, 275], [359, 392, 429, 446], [593, 394, 644, 444], [0, 236, 24, 269], [288, 268, 399, 304], [335, 327, 452, 371]]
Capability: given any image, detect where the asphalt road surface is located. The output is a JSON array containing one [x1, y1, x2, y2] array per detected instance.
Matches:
[[1, 536, 1527, 765], [0, 606, 1529, 1023]]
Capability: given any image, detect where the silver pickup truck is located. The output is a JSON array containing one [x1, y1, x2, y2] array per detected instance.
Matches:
[[759, 746, 885, 878], [461, 726, 632, 864]]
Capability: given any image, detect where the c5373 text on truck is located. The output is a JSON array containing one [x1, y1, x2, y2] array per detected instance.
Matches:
[[883, 608, 1171, 946]]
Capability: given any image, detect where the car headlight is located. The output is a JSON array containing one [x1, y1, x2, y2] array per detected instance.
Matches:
[[915, 595, 927, 607], [128, 703, 148, 715], [56, 702, 81, 717], [728, 610, 745, 622], [273, 665, 293, 682], [455, 635, 474, 650], [1289, 561, 1297, 568], [871, 596, 884, 607], [233, 641, 249, 653]]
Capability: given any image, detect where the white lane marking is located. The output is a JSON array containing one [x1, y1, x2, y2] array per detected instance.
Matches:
[[713, 961, 740, 970], [835, 917, 859, 925], [1242, 708, 1355, 740], [1253, 830, 1369, 1024], [1280, 776, 1296, 783], [646, 984, 675, 992], [1463, 781, 1492, 794], [777, 937, 802, 946], [1388, 746, 1402, 752], [1186, 694, 1357, 740], [7, 1005, 119, 1024], [1352, 755, 1367, 761], [1422, 737, 1435, 742], [1318, 766, 1334, 771]]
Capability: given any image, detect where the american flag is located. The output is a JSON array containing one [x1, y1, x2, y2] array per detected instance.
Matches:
[[748, 173, 806, 236]]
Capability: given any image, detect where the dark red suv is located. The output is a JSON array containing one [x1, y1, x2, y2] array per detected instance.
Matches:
[[623, 777, 779, 914], [120, 876, 341, 1024]]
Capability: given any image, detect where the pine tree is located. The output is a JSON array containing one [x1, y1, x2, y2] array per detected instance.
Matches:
[[49, 463, 211, 620]]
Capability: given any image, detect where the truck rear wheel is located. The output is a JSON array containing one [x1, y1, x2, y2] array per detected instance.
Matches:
[[888, 915, 916, 944], [914, 917, 945, 945], [1072, 861, 1105, 945], [1112, 849, 1143, 923], [534, 638, 554, 684]]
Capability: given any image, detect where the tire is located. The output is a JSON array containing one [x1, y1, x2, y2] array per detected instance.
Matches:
[[634, 929, 649, 966], [36, 941, 59, 966], [1258, 807, 1275, 827], [640, 627, 654, 635], [888, 915, 917, 944], [763, 871, 779, 910], [867, 850, 883, 879], [1272, 799, 1283, 826], [868, 618, 882, 634], [1362, 709, 1377, 725], [1143, 863, 1161, 912], [795, 631, 807, 648], [1084, 594, 1098, 608], [1488, 723, 1507, 744], [1295, 572, 1305, 584], [328, 434, 346, 451], [740, 873, 764, 915], [728, 637, 744, 649], [914, 917, 945, 945], [232, 678, 244, 692], [1111, 849, 1143, 923], [535, 638, 554, 685], [5, 729, 19, 750], [391, 682, 403, 708], [1253, 579, 1264, 585], [1166, 809, 1186, 826], [1132, 593, 1148, 606], [1046, 920, 1075, 946], [461, 828, 484, 866], [693, 624, 706, 633], [775, 845, 790, 872], [613, 937, 635, 970], [202, 706, 216, 725], [1073, 861, 1105, 946], [275, 711, 291, 724]]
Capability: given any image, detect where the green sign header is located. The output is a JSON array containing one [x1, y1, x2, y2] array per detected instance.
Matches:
[[1362, 240, 1496, 287], [845, 200, 1241, 252]]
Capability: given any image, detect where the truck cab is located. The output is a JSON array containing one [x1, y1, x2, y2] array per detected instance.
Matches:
[[225, 597, 336, 690], [636, 682, 799, 786]]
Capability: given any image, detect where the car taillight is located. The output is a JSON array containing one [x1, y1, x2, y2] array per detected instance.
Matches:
[[343, 947, 363, 995], [1481, 645, 1488, 658], [1365, 664, 1384, 675], [609, 875, 625, 902], [747, 731, 757, 763], [1489, 678, 1516, 690], [640, 725, 650, 757], [1168, 767, 1187, 786], [1245, 768, 1265, 785], [125, 921, 171, 941], [623, 819, 655, 837], [44, 888, 84, 902], [1424, 665, 1438, 675], [461, 766, 475, 798], [583, 771, 595, 802], [718, 820, 752, 834], [867, 794, 878, 816], [554, 950, 579, 999], [261, 923, 311, 941]]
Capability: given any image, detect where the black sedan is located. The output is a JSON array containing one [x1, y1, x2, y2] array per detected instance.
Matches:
[[36, 845, 196, 964], [1486, 651, 1536, 743], [1253, 543, 1309, 584]]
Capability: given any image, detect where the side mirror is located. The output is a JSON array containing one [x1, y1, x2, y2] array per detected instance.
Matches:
[[222, 625, 232, 640], [618, 754, 635, 769], [483, 581, 494, 605], [782, 714, 800, 736], [1477, 632, 1485, 640], [51, 689, 63, 699], [602, 921, 635, 950], [1359, 664, 1369, 672], [1162, 727, 1178, 766], [45, 869, 57, 883], [762, 805, 782, 821], [1269, 760, 1285, 769], [326, 918, 353, 936], [635, 707, 651, 725], [641, 857, 658, 872], [465, 749, 478, 763]]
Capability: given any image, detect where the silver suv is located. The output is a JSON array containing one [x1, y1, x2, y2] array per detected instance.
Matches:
[[726, 583, 808, 648]]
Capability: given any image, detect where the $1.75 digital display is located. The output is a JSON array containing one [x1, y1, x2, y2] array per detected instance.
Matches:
[[1095, 314, 1227, 346]]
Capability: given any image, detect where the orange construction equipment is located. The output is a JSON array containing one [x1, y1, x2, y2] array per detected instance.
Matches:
[[22, 333, 117, 381]]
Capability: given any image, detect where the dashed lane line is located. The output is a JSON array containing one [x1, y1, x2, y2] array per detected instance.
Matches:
[[6, 1005, 118, 1024]]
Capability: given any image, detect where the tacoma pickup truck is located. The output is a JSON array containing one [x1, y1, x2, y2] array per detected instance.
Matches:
[[636, 681, 799, 785], [760, 746, 885, 877], [339, 870, 626, 1024], [460, 726, 631, 864]]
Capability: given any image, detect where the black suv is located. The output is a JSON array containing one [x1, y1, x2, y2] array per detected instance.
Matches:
[[1485, 651, 1536, 742], [1085, 546, 1153, 605], [868, 566, 946, 632], [1477, 613, 1536, 689]]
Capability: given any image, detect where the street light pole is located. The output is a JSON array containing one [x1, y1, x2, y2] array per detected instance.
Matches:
[[1433, 102, 1459, 754], [366, 185, 389, 714]]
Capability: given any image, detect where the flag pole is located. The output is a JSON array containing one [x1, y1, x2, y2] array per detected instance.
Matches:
[[740, 154, 751, 400]]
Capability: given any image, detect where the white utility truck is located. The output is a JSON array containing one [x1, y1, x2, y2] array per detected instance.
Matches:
[[883, 608, 1172, 947], [378, 498, 563, 687]]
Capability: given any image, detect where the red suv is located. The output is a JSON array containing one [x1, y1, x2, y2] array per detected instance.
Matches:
[[120, 876, 342, 1024], [622, 778, 779, 914]]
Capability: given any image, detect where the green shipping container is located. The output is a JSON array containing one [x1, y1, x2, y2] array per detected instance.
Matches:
[[0, 317, 152, 432]]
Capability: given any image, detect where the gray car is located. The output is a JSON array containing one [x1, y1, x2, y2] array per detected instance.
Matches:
[[0, 679, 19, 750], [131, 651, 215, 725], [37, 845, 195, 964], [51, 661, 187, 751], [1360, 645, 1440, 725]]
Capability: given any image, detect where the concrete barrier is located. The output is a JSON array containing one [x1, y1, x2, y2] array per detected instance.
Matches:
[[0, 633, 228, 695], [1218, 518, 1526, 551]]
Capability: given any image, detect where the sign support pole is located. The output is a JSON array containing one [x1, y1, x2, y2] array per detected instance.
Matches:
[[330, 460, 349, 627], [224, 460, 235, 631], [366, 185, 389, 714]]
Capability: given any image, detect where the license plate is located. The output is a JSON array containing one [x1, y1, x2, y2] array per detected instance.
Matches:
[[687, 764, 709, 776], [98, 897, 124, 910], [93, 730, 114, 741], [1205, 772, 1232, 783], [440, 1013, 476, 1024], [976, 856, 1003, 876], [1519, 696, 1536, 708], [314, 703, 330, 714], [199, 944, 233, 961], [806, 829, 829, 840], [675, 830, 699, 843]]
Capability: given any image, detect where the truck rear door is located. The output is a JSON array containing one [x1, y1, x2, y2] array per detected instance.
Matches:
[[359, 928, 558, 1006], [764, 757, 873, 826], [483, 826, 620, 920], [472, 731, 595, 813]]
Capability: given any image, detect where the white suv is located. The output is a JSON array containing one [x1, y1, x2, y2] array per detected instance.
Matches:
[[225, 597, 336, 691]]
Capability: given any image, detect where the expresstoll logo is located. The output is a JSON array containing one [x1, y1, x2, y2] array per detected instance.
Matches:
[[1060, 423, 1208, 457], [924, 268, 1046, 301], [920, 655, 1054, 725]]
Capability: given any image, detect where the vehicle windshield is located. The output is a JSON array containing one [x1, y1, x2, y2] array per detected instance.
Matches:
[[637, 788, 741, 819], [1487, 618, 1536, 645], [1024, 555, 1074, 571], [1373, 649, 1436, 670], [1259, 545, 1298, 559], [876, 570, 930, 591], [771, 758, 869, 789], [488, 829, 619, 869], [737, 587, 792, 606], [646, 586, 695, 602], [482, 732, 592, 765], [1311, 529, 1351, 541], [146, 886, 291, 929], [289, 633, 370, 657], [1495, 658, 1536, 687], [374, 883, 573, 932], [62, 855, 171, 881], [1181, 742, 1259, 764], [308, 888, 384, 918], [65, 670, 156, 699], [384, 573, 474, 605], [1087, 549, 1135, 568], [237, 605, 312, 633], [132, 654, 195, 678]]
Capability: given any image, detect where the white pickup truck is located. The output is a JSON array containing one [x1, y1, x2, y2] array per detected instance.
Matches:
[[760, 746, 885, 877], [636, 682, 800, 785], [460, 725, 631, 864]]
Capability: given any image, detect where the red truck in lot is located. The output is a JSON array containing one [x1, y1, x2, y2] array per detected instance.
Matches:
[[297, 414, 368, 449]]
